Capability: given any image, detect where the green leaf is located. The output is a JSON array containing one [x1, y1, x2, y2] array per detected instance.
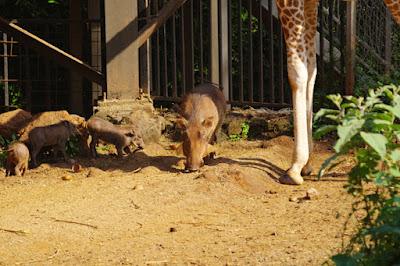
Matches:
[[313, 125, 337, 139], [327, 94, 343, 109], [318, 153, 342, 179], [390, 149, 400, 161], [334, 119, 364, 153], [360, 132, 388, 158], [314, 108, 340, 122], [331, 254, 358, 266]]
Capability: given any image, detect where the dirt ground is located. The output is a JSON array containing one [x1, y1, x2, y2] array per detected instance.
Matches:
[[0, 136, 355, 265]]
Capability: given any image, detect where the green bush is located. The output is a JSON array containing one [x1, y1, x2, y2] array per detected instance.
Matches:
[[229, 122, 250, 141], [0, 134, 18, 167], [315, 85, 400, 265]]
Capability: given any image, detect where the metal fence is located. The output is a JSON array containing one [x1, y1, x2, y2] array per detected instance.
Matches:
[[145, 0, 348, 108], [0, 1, 104, 116], [0, 0, 399, 115]]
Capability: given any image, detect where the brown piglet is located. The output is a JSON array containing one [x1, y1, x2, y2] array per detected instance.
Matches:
[[5, 142, 29, 176], [28, 120, 80, 167], [87, 117, 144, 158], [178, 83, 226, 171]]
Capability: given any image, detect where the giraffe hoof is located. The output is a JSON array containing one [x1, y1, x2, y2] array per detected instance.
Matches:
[[301, 165, 313, 176], [279, 171, 304, 185]]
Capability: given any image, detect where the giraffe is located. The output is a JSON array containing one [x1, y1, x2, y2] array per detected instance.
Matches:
[[276, 0, 400, 185]]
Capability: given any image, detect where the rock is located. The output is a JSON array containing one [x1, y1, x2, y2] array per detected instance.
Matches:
[[133, 184, 144, 191], [306, 188, 319, 200], [122, 109, 166, 145], [289, 196, 298, 202], [61, 175, 73, 181], [169, 227, 177, 233], [0, 109, 32, 139]]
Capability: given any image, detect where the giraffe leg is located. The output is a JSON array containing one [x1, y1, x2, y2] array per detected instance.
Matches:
[[276, 0, 309, 185], [301, 0, 319, 176], [280, 59, 309, 185]]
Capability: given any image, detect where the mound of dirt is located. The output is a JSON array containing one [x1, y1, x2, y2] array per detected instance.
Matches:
[[199, 164, 269, 194], [0, 109, 32, 139], [18, 111, 86, 143]]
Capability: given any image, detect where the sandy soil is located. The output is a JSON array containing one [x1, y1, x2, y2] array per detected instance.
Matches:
[[0, 136, 355, 265]]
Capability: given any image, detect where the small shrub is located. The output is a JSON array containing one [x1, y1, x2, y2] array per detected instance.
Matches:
[[65, 136, 80, 158], [315, 85, 400, 265], [229, 122, 250, 141]]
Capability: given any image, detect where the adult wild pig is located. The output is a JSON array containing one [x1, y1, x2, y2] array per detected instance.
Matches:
[[87, 117, 144, 158], [178, 83, 226, 171], [28, 120, 80, 167], [5, 142, 29, 176]]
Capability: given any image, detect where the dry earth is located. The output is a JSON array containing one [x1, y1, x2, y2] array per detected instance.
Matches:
[[0, 136, 355, 265]]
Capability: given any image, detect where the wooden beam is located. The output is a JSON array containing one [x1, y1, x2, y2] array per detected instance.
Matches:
[[136, 0, 188, 48], [0, 16, 104, 86]]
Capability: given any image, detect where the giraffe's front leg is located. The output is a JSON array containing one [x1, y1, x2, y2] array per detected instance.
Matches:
[[280, 58, 309, 185]]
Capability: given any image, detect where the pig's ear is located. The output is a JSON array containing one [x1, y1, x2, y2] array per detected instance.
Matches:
[[202, 116, 214, 128], [176, 118, 188, 129]]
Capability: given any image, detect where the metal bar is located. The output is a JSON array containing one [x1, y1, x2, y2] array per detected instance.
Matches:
[[199, 0, 204, 82], [248, 0, 253, 103], [328, 0, 334, 67], [3, 33, 9, 106], [24, 48, 32, 111], [172, 9, 177, 97], [163, 0, 168, 96], [155, 0, 161, 96], [0, 16, 104, 86], [345, 0, 357, 95], [181, 7, 186, 94], [210, 0, 219, 84], [228, 0, 233, 102], [268, 0, 274, 103], [318, 2, 325, 86], [145, 0, 152, 95], [384, 8, 393, 73], [239, 0, 244, 103], [183, 1, 194, 90], [258, 0, 263, 103], [278, 24, 284, 104], [135, 0, 188, 49], [339, 1, 346, 91]]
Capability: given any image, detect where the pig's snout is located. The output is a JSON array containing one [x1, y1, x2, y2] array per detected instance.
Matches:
[[184, 159, 204, 172]]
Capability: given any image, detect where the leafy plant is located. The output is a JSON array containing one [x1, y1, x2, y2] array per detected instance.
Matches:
[[65, 136, 80, 158], [315, 85, 400, 265], [0, 134, 18, 167], [229, 122, 250, 141]]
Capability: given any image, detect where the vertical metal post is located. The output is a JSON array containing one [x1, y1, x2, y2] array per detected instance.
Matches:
[[69, 0, 83, 114], [183, 1, 194, 90], [3, 33, 9, 106], [145, 0, 152, 95], [384, 8, 393, 74], [210, 0, 219, 84], [89, 0, 103, 103], [220, 0, 230, 104], [345, 0, 357, 95]]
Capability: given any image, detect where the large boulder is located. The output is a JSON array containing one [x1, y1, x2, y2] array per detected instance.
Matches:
[[0, 109, 32, 139], [121, 109, 166, 144]]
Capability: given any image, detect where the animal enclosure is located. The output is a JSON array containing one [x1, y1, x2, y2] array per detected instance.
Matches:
[[0, 0, 399, 116]]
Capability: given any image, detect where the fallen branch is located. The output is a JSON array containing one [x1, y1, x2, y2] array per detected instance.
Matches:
[[145, 260, 169, 265], [0, 227, 28, 236], [51, 218, 98, 229]]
